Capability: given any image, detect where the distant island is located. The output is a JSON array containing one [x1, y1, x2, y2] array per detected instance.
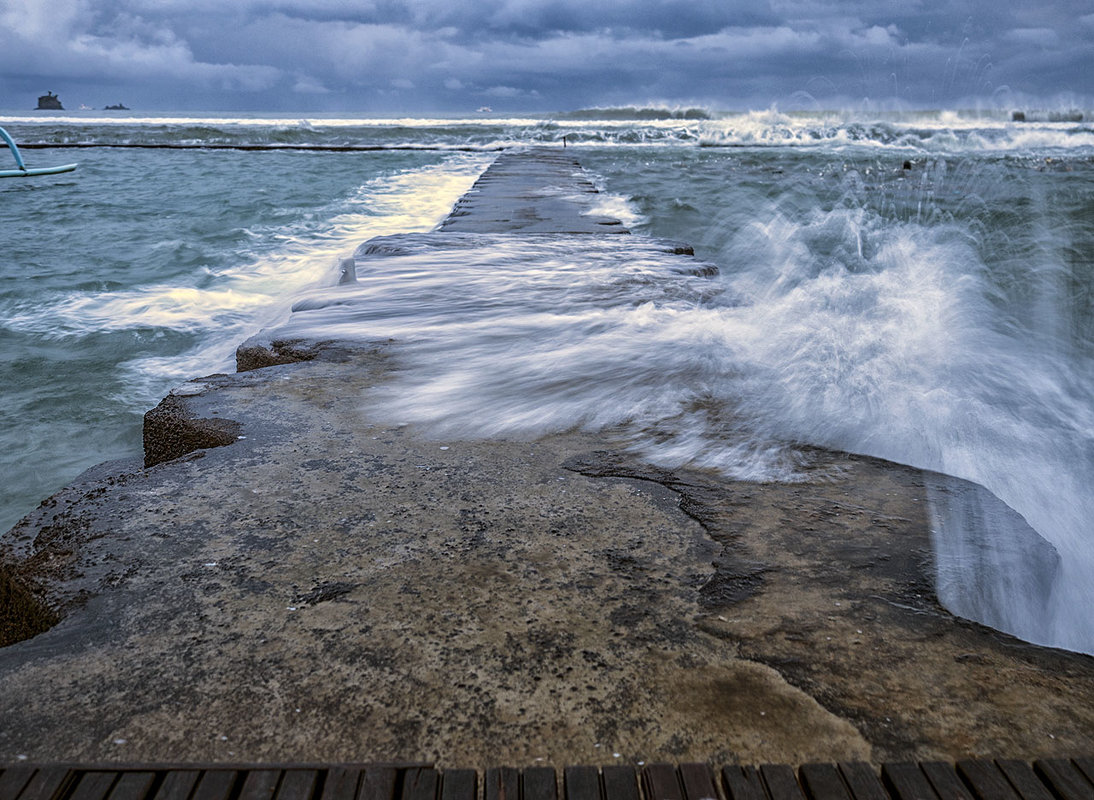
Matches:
[[36, 91, 63, 110], [1011, 109, 1084, 122], [103, 103, 129, 110]]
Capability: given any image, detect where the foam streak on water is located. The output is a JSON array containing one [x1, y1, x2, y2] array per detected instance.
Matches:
[[7, 156, 488, 383]]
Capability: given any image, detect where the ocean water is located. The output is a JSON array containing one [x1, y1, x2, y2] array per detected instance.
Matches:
[[1, 109, 1092, 654]]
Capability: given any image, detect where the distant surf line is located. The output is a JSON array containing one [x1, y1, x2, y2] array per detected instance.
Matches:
[[16, 142, 509, 152]]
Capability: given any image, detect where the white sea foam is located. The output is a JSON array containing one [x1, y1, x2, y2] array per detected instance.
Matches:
[[2, 154, 490, 396], [582, 191, 647, 229], [695, 109, 1094, 154]]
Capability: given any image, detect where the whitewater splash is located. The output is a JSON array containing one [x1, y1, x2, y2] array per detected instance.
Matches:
[[7, 108, 1090, 153], [3, 155, 490, 398], [699, 188, 1094, 653], [694, 108, 1094, 152]]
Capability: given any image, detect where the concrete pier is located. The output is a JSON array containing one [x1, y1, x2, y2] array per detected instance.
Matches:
[[1, 149, 1093, 766]]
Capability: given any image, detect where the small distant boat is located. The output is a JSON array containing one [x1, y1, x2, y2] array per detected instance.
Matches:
[[0, 126, 77, 178], [103, 103, 129, 110], [36, 91, 64, 110], [477, 106, 492, 113]]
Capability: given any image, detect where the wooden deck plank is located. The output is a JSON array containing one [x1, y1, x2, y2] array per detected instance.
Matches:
[[760, 765, 806, 800], [152, 771, 200, 800], [402, 769, 440, 800], [995, 761, 1054, 800], [881, 764, 939, 800], [239, 770, 282, 800], [601, 767, 639, 800], [799, 764, 851, 800], [70, 773, 118, 800], [1034, 760, 1094, 800], [2, 761, 1093, 800], [358, 769, 399, 800], [319, 770, 360, 800], [485, 769, 519, 800], [643, 765, 683, 800], [191, 770, 239, 800], [440, 769, 477, 800], [720, 767, 765, 800], [837, 763, 887, 800], [1075, 762, 1094, 789], [920, 762, 974, 800], [955, 760, 1019, 800], [0, 768, 35, 800], [523, 768, 557, 800], [17, 768, 77, 800], [277, 771, 318, 800], [678, 764, 717, 800], [563, 767, 600, 800], [108, 773, 157, 800]]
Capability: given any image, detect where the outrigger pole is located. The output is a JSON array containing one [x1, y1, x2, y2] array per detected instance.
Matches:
[[1, 126, 78, 178]]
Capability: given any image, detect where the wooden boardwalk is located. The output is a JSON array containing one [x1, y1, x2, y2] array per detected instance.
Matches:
[[2, 760, 1093, 800]]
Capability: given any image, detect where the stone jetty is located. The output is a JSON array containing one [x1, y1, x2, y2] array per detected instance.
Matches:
[[1, 149, 1092, 766]]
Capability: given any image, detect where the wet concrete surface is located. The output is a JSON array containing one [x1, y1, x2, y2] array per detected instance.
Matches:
[[1, 148, 1092, 766], [439, 149, 629, 235]]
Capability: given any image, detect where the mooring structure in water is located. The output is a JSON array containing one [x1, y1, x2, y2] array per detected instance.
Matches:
[[0, 126, 77, 178]]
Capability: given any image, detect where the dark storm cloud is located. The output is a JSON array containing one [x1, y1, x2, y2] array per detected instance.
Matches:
[[1, 0, 1089, 111]]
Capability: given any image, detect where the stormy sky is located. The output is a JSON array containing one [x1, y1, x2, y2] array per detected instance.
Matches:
[[1, 0, 1091, 112]]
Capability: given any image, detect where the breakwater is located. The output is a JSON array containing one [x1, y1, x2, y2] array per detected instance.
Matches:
[[1, 150, 1092, 766]]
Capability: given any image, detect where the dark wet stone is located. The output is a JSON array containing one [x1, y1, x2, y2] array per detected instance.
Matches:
[[698, 558, 769, 609], [439, 148, 631, 235], [143, 394, 242, 467], [296, 581, 357, 605], [236, 337, 324, 372], [0, 564, 58, 647]]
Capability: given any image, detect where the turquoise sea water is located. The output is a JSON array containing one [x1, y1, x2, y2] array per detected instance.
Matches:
[[1, 109, 1092, 653]]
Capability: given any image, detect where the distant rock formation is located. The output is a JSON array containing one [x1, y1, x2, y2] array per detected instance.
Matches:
[[1011, 109, 1084, 123], [36, 91, 63, 110], [103, 103, 129, 110]]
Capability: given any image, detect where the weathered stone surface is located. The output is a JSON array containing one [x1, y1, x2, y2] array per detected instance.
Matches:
[[0, 565, 57, 648], [565, 449, 1094, 761], [235, 336, 361, 373], [439, 150, 630, 235], [0, 354, 871, 766], [1, 351, 1092, 766], [143, 391, 242, 467]]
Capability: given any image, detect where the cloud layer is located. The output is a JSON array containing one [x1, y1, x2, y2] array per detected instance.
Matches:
[[2, 0, 1091, 111]]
